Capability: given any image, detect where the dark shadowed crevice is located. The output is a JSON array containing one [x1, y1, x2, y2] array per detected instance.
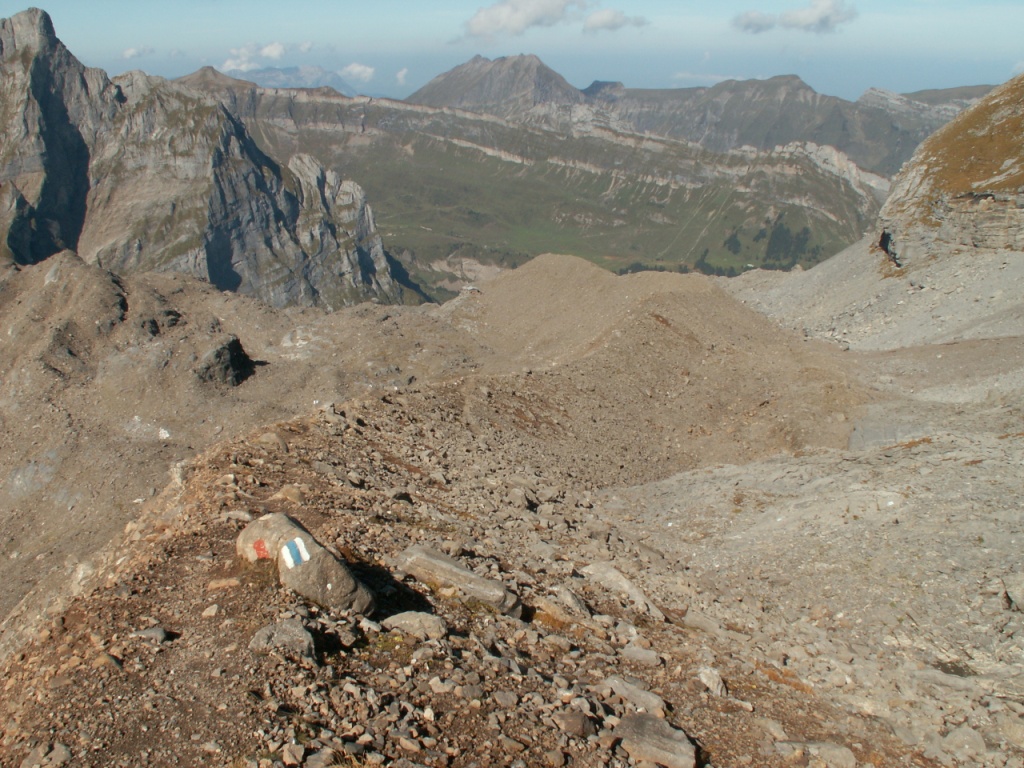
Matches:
[[204, 228, 243, 292], [21, 53, 91, 264], [878, 229, 900, 267]]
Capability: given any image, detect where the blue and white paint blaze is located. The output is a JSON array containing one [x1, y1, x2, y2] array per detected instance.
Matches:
[[281, 537, 311, 569]]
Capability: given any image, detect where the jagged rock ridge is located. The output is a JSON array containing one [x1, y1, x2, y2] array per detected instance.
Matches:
[[0, 9, 411, 308]]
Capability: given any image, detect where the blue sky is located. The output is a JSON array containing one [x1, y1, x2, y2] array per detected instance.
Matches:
[[5, 1, 1023, 99]]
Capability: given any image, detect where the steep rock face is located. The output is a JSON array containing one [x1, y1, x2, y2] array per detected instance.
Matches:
[[0, 9, 406, 308], [877, 72, 1024, 266], [0, 8, 121, 265]]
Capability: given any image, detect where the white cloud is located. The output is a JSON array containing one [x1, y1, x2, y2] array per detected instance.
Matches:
[[260, 42, 286, 60], [298, 41, 315, 54], [396, 67, 409, 86], [780, 0, 857, 33], [341, 63, 375, 83], [222, 41, 290, 72], [122, 46, 154, 60], [732, 10, 777, 34], [733, 0, 857, 35], [466, 0, 585, 38], [583, 9, 648, 33], [223, 44, 260, 72]]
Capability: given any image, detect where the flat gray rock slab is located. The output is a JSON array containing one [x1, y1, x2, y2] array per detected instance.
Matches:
[[381, 611, 448, 640], [237, 513, 374, 614], [614, 713, 695, 768], [392, 545, 522, 617], [581, 562, 664, 621], [602, 675, 666, 713]]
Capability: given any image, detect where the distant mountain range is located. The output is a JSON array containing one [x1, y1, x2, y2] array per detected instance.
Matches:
[[409, 54, 992, 178]]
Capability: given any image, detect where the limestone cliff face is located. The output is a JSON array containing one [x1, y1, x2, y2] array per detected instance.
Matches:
[[0, 9, 406, 308], [877, 72, 1024, 266], [0, 8, 121, 265]]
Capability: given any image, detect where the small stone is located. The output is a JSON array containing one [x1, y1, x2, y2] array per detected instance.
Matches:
[[553, 710, 596, 738], [808, 742, 857, 768], [132, 626, 169, 644], [492, 690, 518, 709], [202, 604, 220, 618], [697, 666, 727, 697], [249, 619, 315, 659], [305, 748, 338, 768], [391, 545, 521, 617], [92, 652, 123, 670], [545, 750, 566, 767], [208, 578, 241, 591], [280, 742, 304, 766], [381, 611, 448, 640], [621, 643, 661, 667]]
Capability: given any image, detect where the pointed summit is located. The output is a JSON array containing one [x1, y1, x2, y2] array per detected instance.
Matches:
[[406, 54, 583, 116]]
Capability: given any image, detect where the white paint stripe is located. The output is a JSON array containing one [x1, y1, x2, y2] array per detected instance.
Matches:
[[281, 542, 296, 569], [295, 537, 310, 563]]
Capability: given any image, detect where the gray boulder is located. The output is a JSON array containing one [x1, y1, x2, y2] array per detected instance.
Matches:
[[237, 513, 374, 614], [249, 618, 315, 659]]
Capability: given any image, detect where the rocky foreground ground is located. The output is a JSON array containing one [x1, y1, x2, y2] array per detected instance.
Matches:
[[1, 251, 1023, 767]]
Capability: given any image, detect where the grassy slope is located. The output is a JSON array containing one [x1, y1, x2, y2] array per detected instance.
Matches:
[[240, 94, 876, 294]]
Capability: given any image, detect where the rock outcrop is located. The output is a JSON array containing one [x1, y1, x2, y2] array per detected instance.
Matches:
[[877, 71, 1024, 267], [0, 9, 409, 308]]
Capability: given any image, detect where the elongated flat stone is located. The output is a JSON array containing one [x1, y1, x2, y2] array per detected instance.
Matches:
[[614, 713, 695, 768], [392, 545, 521, 617]]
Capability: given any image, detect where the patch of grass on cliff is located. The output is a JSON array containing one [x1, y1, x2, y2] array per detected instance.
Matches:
[[919, 78, 1024, 196]]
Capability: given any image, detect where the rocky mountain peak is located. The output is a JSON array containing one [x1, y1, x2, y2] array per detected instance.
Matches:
[[0, 7, 57, 55], [406, 53, 583, 115], [581, 80, 627, 101]]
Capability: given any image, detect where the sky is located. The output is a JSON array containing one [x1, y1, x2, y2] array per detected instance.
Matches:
[[5, 1, 1023, 100]]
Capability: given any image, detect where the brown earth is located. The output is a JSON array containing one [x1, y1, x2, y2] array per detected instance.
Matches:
[[1, 249, 1022, 767]]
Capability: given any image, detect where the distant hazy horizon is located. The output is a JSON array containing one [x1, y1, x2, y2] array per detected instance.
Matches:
[[5, 1, 1021, 101]]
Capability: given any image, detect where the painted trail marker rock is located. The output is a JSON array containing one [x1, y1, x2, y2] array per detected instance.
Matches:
[[237, 513, 374, 614]]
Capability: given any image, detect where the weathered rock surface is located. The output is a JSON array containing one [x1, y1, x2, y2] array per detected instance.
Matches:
[[614, 714, 696, 768]]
